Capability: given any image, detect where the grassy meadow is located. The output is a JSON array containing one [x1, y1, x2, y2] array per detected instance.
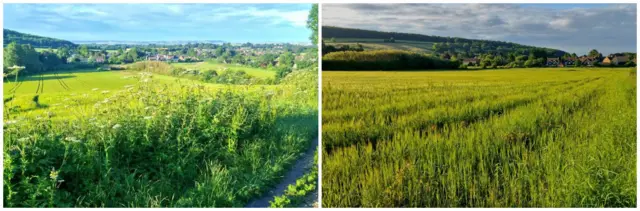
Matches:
[[322, 68, 636, 207], [170, 61, 276, 79], [3, 66, 318, 207]]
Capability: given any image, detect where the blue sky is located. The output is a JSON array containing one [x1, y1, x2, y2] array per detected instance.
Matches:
[[323, 4, 637, 55], [3, 4, 313, 43]]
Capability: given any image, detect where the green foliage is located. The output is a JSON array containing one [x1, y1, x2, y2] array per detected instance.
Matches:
[[323, 50, 460, 70], [3, 42, 46, 75], [306, 4, 318, 45], [130, 61, 266, 85], [322, 68, 636, 207], [3, 71, 318, 207], [275, 66, 293, 81]]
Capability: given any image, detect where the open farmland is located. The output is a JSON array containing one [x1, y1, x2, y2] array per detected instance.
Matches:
[[325, 38, 435, 53], [322, 68, 636, 207], [3, 67, 318, 207]]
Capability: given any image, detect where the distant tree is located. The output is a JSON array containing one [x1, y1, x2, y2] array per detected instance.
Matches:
[[588, 49, 601, 58], [278, 51, 295, 68], [78, 45, 89, 57], [187, 48, 197, 57], [39, 51, 62, 70]]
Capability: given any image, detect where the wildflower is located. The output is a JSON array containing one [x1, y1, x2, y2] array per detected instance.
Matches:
[[64, 136, 81, 143], [92, 88, 99, 91], [49, 168, 59, 180], [112, 124, 122, 129]]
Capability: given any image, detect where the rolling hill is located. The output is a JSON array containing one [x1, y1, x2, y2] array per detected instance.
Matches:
[[4, 29, 77, 48], [322, 26, 568, 58]]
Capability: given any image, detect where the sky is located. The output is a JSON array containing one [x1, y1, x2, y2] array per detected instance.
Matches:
[[323, 4, 637, 55], [3, 4, 313, 43]]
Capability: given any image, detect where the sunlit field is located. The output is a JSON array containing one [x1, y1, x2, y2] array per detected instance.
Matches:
[[322, 68, 636, 207]]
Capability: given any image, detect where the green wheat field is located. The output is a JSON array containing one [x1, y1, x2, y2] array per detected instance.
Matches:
[[322, 68, 636, 207]]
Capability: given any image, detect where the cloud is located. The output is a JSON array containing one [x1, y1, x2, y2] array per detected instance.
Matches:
[[323, 4, 636, 54], [3, 4, 311, 42]]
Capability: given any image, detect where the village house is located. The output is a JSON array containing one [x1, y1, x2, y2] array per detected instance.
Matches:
[[546, 57, 560, 67], [602, 55, 629, 66], [462, 58, 479, 66], [562, 57, 577, 66], [579, 56, 598, 66], [95, 55, 106, 63]]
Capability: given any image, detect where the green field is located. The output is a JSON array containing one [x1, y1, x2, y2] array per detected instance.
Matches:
[[325, 38, 435, 53], [3, 68, 318, 207], [170, 61, 276, 79], [3, 69, 246, 118], [322, 68, 636, 207]]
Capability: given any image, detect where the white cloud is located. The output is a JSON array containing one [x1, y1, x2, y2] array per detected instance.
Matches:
[[323, 4, 636, 54]]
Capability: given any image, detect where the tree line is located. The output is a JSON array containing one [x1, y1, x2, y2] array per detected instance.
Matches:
[[323, 50, 460, 70]]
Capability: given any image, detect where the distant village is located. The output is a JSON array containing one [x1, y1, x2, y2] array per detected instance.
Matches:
[[461, 53, 636, 67], [63, 43, 315, 69]]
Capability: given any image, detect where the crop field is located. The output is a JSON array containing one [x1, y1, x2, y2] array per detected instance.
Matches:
[[322, 68, 636, 207], [325, 38, 434, 53], [3, 68, 318, 207], [170, 61, 276, 79]]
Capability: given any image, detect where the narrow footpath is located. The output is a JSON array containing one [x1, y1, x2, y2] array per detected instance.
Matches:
[[245, 138, 319, 208]]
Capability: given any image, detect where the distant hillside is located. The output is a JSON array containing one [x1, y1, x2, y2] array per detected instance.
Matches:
[[322, 26, 568, 58], [4, 29, 77, 48]]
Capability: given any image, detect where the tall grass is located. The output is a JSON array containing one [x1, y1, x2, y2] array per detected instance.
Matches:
[[322, 68, 636, 207], [4, 71, 318, 207]]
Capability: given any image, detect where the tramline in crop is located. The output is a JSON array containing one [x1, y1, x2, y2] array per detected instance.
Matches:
[[322, 68, 636, 207]]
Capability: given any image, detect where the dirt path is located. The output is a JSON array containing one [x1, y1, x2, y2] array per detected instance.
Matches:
[[245, 138, 318, 208]]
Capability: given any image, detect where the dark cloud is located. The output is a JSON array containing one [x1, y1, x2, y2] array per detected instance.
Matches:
[[323, 3, 637, 54]]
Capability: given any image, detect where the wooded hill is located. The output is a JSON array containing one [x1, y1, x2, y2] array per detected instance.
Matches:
[[4, 29, 77, 48], [322, 26, 568, 58]]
